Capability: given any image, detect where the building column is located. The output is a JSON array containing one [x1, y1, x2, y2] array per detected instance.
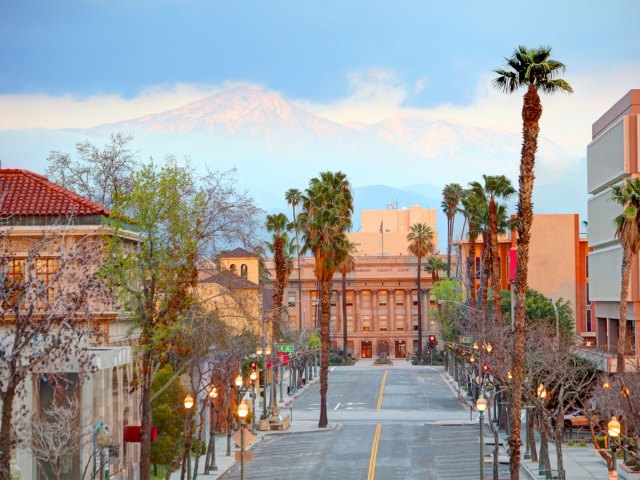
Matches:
[[390, 289, 396, 331], [406, 289, 412, 333], [355, 290, 361, 334], [372, 290, 378, 332]]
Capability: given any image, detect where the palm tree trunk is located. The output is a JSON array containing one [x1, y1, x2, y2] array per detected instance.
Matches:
[[342, 272, 348, 362], [489, 198, 502, 324], [510, 83, 543, 480], [0, 373, 17, 480], [618, 245, 631, 373], [481, 231, 491, 323], [319, 277, 331, 428], [417, 255, 424, 361], [468, 237, 477, 335], [292, 207, 303, 331], [447, 214, 453, 277]]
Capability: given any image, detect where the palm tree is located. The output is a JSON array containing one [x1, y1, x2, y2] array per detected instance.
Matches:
[[299, 171, 353, 428], [425, 256, 446, 282], [265, 212, 291, 340], [461, 189, 483, 334], [407, 223, 435, 361], [470, 175, 515, 323], [493, 45, 573, 479], [336, 238, 357, 362], [612, 178, 640, 373], [285, 188, 303, 330], [441, 183, 464, 277]]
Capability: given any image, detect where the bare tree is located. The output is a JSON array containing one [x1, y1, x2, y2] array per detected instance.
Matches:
[[46, 133, 137, 209], [25, 394, 90, 480]]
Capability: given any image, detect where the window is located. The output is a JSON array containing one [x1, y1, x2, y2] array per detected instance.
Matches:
[[2, 258, 25, 308], [346, 291, 354, 307], [395, 314, 405, 331], [36, 258, 59, 309], [585, 256, 589, 278], [379, 315, 388, 331], [330, 290, 338, 307], [362, 315, 371, 332], [395, 290, 404, 306], [586, 310, 592, 332], [240, 264, 248, 278], [288, 292, 296, 308], [412, 292, 418, 306], [290, 315, 297, 325], [229, 264, 237, 273], [378, 291, 387, 307], [361, 291, 371, 308], [586, 284, 590, 305]]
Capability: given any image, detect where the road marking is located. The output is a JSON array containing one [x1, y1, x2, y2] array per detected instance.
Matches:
[[334, 402, 341, 410], [376, 370, 388, 411], [367, 423, 382, 480]]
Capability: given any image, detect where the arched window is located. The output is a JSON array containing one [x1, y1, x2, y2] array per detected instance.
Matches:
[[229, 264, 237, 273], [240, 264, 248, 278]]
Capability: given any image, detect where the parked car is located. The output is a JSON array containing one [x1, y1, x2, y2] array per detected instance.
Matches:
[[563, 412, 593, 428]]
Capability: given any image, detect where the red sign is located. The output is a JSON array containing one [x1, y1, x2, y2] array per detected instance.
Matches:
[[266, 352, 289, 368], [509, 248, 517, 282], [123, 425, 158, 443]]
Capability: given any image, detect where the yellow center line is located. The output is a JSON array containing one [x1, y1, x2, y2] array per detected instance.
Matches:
[[376, 369, 388, 411], [367, 423, 382, 480]]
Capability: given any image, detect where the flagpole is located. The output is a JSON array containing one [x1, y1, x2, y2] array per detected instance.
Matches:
[[380, 216, 384, 257]]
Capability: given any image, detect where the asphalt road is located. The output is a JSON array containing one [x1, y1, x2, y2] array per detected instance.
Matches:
[[221, 363, 510, 479]]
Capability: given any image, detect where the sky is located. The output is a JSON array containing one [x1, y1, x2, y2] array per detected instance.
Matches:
[[1, 0, 639, 215]]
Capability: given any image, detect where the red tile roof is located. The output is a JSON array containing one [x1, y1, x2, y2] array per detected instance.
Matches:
[[0, 169, 111, 217]]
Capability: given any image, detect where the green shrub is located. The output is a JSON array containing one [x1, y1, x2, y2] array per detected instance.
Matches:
[[579, 441, 587, 447], [567, 440, 574, 447], [329, 355, 345, 365]]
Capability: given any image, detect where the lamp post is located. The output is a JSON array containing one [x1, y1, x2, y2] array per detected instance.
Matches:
[[477, 395, 487, 480], [249, 370, 258, 434], [608, 416, 621, 478], [205, 386, 218, 473], [237, 401, 249, 480], [183, 395, 194, 480]]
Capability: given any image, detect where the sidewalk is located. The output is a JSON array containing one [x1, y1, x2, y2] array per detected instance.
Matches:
[[170, 367, 327, 479], [445, 370, 612, 480]]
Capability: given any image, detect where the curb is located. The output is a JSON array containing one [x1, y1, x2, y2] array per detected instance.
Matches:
[[262, 422, 342, 436]]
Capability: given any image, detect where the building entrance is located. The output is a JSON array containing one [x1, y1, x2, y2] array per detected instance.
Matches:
[[394, 340, 406, 358], [361, 341, 372, 358]]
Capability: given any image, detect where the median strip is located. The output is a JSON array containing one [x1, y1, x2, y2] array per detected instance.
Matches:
[[376, 369, 388, 411], [367, 423, 382, 480]]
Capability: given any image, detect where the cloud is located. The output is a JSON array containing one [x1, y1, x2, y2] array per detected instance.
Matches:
[[0, 82, 257, 130], [295, 67, 407, 124], [299, 63, 640, 157]]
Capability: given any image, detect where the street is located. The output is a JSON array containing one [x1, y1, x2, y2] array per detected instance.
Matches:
[[221, 362, 511, 479]]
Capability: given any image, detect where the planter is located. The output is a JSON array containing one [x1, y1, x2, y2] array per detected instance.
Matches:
[[258, 418, 270, 431], [619, 463, 640, 479]]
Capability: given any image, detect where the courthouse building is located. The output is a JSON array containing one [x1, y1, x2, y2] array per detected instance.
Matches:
[[268, 205, 442, 359], [587, 89, 640, 371]]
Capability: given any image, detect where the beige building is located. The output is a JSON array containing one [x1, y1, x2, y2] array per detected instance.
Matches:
[[0, 169, 140, 479], [348, 205, 438, 256], [197, 247, 263, 336], [587, 89, 640, 371]]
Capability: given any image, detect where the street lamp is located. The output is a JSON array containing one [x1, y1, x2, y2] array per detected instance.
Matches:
[[205, 386, 219, 473], [608, 416, 621, 475], [536, 383, 547, 400], [182, 395, 194, 480], [238, 401, 249, 480], [476, 395, 487, 480]]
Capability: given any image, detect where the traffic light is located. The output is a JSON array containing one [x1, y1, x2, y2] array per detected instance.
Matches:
[[426, 348, 432, 355], [428, 335, 437, 347], [482, 363, 490, 373]]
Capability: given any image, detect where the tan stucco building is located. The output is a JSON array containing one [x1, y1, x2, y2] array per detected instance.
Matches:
[[348, 205, 438, 256]]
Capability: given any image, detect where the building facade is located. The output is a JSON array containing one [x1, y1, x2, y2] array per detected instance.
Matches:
[[267, 205, 442, 359], [0, 169, 139, 479], [458, 214, 591, 342], [587, 89, 640, 370]]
